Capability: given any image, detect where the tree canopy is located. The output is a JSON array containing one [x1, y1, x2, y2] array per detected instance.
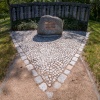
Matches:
[[0, 0, 100, 20]]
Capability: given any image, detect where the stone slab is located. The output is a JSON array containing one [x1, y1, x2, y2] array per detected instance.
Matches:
[[72, 57, 78, 62], [75, 54, 80, 58], [21, 56, 27, 60], [34, 76, 43, 84], [46, 91, 53, 99], [24, 60, 29, 65], [32, 70, 38, 76], [26, 64, 33, 71], [57, 74, 67, 83], [67, 65, 74, 70], [70, 61, 76, 66], [64, 70, 70, 75], [53, 82, 61, 89], [39, 83, 47, 92]]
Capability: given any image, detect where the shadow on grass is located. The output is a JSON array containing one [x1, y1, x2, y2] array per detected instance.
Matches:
[[0, 18, 10, 25], [1, 23, 10, 28], [0, 31, 16, 81], [0, 55, 26, 96]]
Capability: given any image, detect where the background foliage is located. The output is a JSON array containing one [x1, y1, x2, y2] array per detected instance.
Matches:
[[0, 0, 100, 21]]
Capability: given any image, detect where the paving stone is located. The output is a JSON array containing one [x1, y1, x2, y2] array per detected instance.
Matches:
[[81, 43, 85, 47], [80, 45, 84, 49], [32, 70, 38, 76], [17, 48, 23, 53], [49, 78, 52, 81], [86, 32, 90, 38], [26, 64, 33, 71], [24, 60, 29, 65], [72, 57, 78, 62], [57, 74, 67, 83], [79, 48, 83, 52], [21, 56, 27, 60], [14, 44, 19, 47], [34, 76, 43, 84], [85, 37, 88, 40], [77, 51, 81, 54], [46, 91, 53, 99], [48, 84, 52, 87], [39, 83, 47, 91], [53, 82, 61, 89], [12, 39, 16, 43], [80, 45, 84, 48], [67, 65, 73, 70], [64, 69, 70, 75], [53, 78, 56, 82], [20, 52, 25, 57], [49, 75, 52, 78], [75, 54, 80, 58], [70, 61, 76, 66]]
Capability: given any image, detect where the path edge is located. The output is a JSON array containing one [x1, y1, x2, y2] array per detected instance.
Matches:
[[80, 56, 100, 100]]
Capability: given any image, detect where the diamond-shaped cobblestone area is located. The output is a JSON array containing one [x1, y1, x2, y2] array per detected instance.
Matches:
[[11, 30, 86, 87]]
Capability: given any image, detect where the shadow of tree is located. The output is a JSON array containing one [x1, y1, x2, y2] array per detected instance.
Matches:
[[0, 55, 32, 95]]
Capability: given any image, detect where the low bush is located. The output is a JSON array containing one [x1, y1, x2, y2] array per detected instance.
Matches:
[[12, 17, 87, 31], [63, 18, 87, 31], [12, 19, 38, 31], [17, 20, 38, 30]]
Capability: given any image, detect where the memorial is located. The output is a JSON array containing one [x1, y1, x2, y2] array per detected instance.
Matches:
[[37, 15, 63, 35]]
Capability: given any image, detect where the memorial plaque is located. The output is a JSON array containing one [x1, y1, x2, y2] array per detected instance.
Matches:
[[44, 21, 56, 30]]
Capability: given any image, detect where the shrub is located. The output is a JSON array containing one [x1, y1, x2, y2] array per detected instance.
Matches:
[[12, 17, 87, 31], [63, 18, 87, 31], [17, 20, 38, 31]]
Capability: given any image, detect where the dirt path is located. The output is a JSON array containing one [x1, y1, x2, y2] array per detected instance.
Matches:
[[0, 55, 98, 100]]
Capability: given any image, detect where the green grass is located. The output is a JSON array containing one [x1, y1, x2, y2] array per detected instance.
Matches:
[[84, 20, 100, 91], [0, 18, 16, 81]]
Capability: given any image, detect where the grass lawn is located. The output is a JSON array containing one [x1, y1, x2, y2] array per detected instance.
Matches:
[[84, 20, 100, 92], [0, 18, 100, 92], [0, 18, 16, 81]]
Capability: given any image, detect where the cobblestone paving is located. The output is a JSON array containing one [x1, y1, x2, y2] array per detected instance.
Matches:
[[11, 30, 89, 98]]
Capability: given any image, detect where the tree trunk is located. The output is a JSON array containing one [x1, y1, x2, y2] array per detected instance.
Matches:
[[6, 0, 10, 6]]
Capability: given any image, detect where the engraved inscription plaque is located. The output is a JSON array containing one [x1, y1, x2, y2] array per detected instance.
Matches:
[[44, 21, 55, 30]]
